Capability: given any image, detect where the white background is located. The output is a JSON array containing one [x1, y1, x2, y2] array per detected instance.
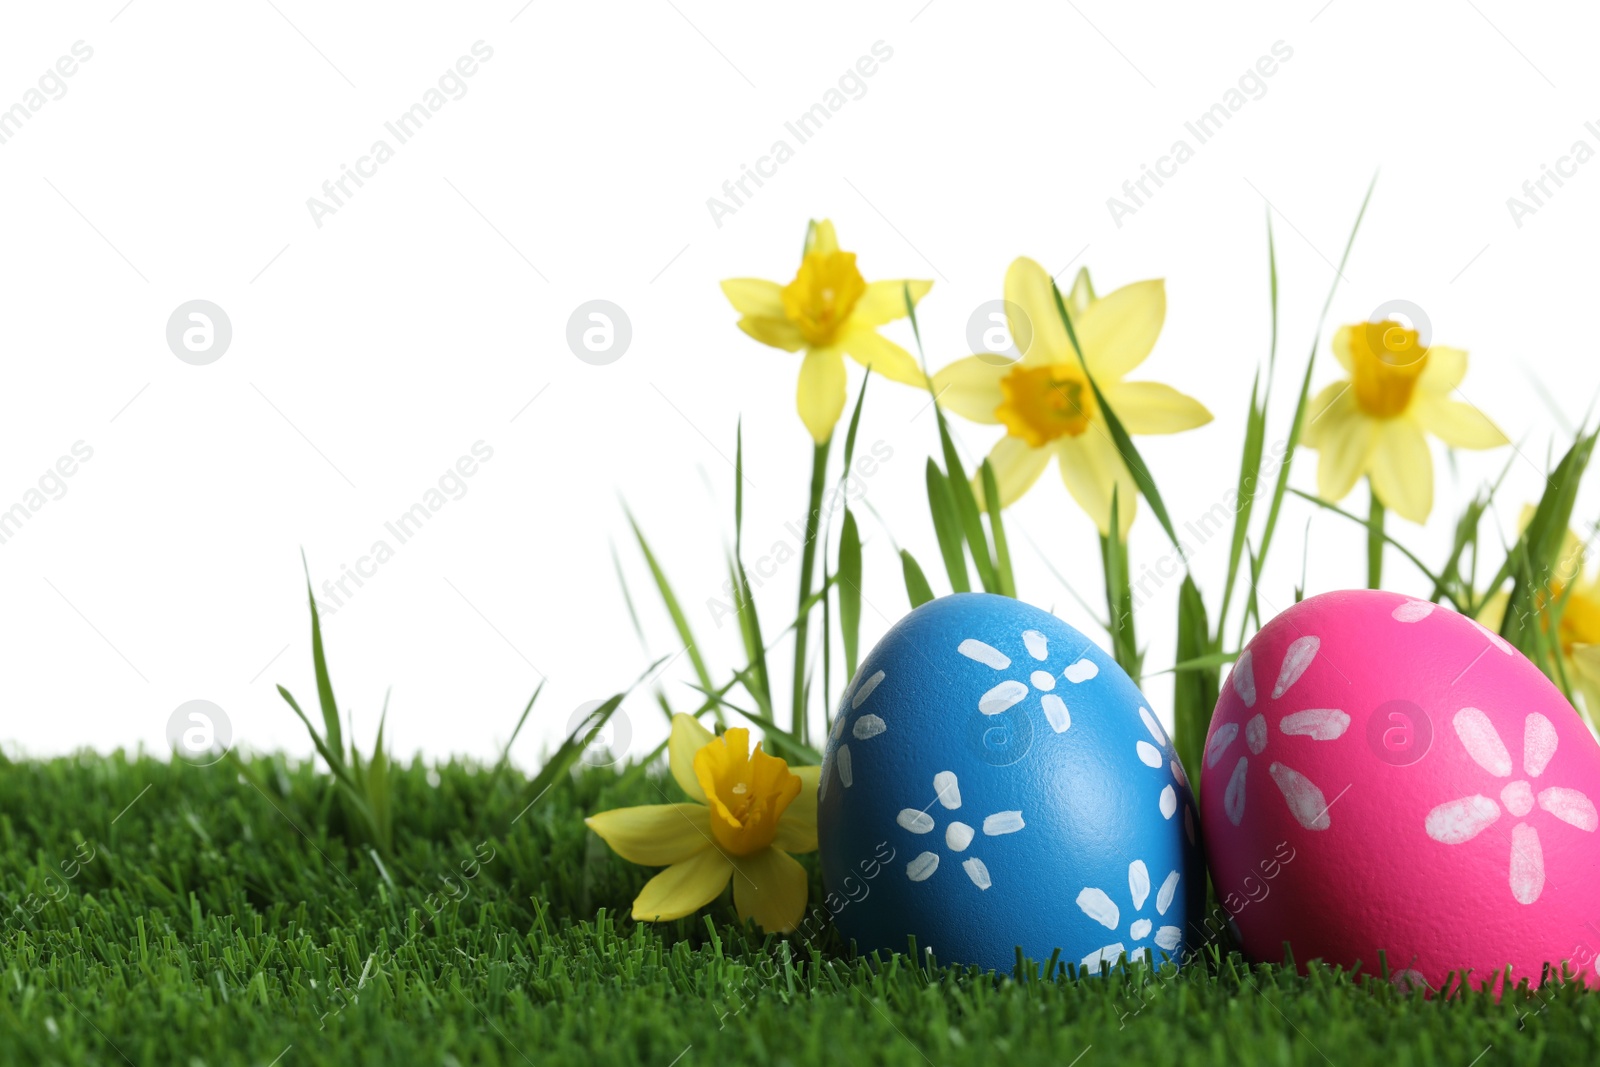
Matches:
[[2, 0, 1597, 769]]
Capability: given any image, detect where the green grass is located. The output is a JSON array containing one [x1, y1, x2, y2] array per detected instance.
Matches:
[[2, 753, 1596, 1066]]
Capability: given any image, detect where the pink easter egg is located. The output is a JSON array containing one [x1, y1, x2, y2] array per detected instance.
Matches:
[[1200, 589, 1600, 994]]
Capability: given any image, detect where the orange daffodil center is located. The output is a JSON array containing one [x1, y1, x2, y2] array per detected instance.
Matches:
[[693, 728, 802, 856], [996, 364, 1096, 446], [781, 251, 867, 347], [1349, 320, 1429, 418]]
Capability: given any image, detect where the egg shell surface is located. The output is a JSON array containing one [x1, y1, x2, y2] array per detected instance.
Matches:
[[817, 593, 1202, 975], [1200, 588, 1600, 993]]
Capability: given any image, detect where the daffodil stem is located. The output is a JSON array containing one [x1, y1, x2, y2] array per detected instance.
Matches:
[[1367, 488, 1386, 589], [791, 437, 832, 743]]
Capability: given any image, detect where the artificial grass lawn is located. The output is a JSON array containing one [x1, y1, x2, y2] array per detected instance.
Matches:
[[1, 752, 1595, 1066]]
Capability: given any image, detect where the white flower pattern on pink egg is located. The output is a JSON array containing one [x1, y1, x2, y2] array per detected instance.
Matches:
[[1207, 635, 1350, 830], [1424, 708, 1598, 904]]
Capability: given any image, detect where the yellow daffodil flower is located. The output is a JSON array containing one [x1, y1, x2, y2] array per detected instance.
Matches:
[[930, 257, 1211, 539], [1303, 321, 1508, 523], [721, 220, 933, 444], [1478, 507, 1600, 730], [584, 714, 819, 933]]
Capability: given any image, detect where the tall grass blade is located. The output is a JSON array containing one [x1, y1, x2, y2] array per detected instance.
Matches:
[[901, 549, 935, 608]]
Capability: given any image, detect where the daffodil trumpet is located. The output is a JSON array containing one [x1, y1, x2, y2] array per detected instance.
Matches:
[[584, 714, 820, 933]]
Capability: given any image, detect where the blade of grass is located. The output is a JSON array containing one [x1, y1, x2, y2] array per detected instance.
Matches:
[[901, 548, 935, 608], [1367, 491, 1386, 589], [839, 509, 863, 679], [925, 458, 970, 593], [626, 508, 714, 697], [300, 550, 343, 756], [513, 656, 667, 816], [485, 680, 545, 808], [733, 424, 771, 717], [1254, 175, 1378, 577], [980, 459, 1016, 598], [1099, 489, 1140, 680], [791, 437, 833, 743], [1173, 574, 1214, 782]]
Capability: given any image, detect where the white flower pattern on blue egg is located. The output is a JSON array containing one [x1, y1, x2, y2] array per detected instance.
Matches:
[[1076, 860, 1183, 970], [821, 668, 889, 802], [960, 627, 1196, 843], [956, 628, 1096, 734], [897, 771, 1025, 890]]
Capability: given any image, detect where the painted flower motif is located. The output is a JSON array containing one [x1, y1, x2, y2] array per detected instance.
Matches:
[[896, 771, 1025, 891], [1424, 707, 1598, 904], [930, 259, 1211, 538], [720, 219, 932, 444], [1302, 321, 1507, 523], [1076, 859, 1183, 970], [584, 714, 819, 932], [1208, 635, 1349, 830], [821, 667, 889, 802], [955, 627, 1099, 734], [1135, 703, 1197, 843]]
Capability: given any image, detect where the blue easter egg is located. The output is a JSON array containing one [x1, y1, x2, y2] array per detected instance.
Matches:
[[817, 593, 1202, 975]]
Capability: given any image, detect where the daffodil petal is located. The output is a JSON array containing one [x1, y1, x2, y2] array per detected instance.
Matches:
[[807, 219, 839, 256], [1075, 279, 1165, 381], [1411, 394, 1508, 449], [1057, 429, 1137, 539], [721, 278, 785, 318], [737, 316, 806, 352], [1331, 325, 1355, 375], [1300, 382, 1351, 449], [1307, 385, 1374, 502], [732, 847, 808, 933], [840, 328, 927, 386], [974, 434, 1051, 510], [1571, 644, 1600, 684], [852, 279, 933, 329], [585, 804, 713, 866], [1067, 266, 1095, 316], [669, 713, 715, 801], [1101, 381, 1213, 434], [797, 348, 847, 444], [1369, 417, 1433, 523], [1476, 591, 1509, 632], [930, 356, 1009, 424], [772, 765, 819, 854], [1005, 257, 1070, 366], [632, 846, 735, 923], [1417, 346, 1468, 393]]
